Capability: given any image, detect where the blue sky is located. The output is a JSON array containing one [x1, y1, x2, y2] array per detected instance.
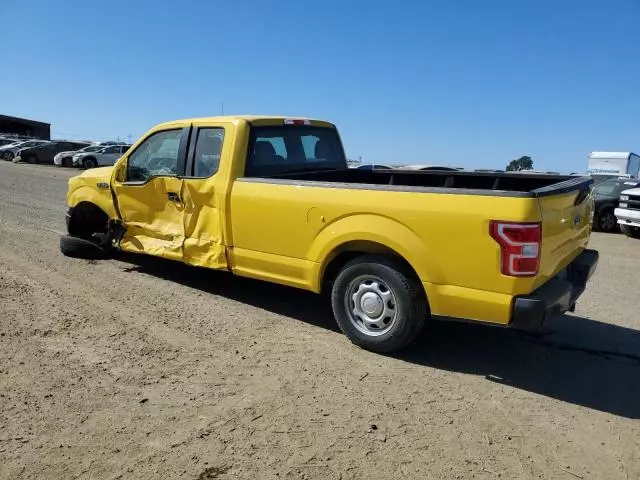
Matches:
[[1, 0, 639, 171]]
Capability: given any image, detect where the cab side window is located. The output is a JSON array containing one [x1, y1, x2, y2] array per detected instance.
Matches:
[[127, 129, 182, 182], [191, 128, 224, 177]]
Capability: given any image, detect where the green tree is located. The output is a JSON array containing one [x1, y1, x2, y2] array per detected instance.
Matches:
[[506, 156, 533, 171]]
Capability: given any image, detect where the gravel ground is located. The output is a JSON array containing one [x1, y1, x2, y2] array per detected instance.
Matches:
[[1, 161, 639, 480]]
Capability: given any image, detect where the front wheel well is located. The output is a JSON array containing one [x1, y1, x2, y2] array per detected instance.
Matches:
[[68, 202, 109, 239], [320, 241, 422, 295]]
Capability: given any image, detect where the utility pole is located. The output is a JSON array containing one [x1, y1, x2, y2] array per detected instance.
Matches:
[[221, 101, 224, 116], [127, 133, 132, 144]]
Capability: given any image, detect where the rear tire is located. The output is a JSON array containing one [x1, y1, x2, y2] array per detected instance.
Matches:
[[1, 151, 13, 161], [621, 225, 640, 239], [331, 255, 427, 353], [26, 155, 37, 164], [83, 157, 98, 169]]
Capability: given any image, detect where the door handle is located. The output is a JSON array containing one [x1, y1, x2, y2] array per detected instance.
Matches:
[[167, 192, 181, 202]]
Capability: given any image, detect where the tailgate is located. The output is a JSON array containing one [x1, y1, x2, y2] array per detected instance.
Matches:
[[535, 177, 594, 286]]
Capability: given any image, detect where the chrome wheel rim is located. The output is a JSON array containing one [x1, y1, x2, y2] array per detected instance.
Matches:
[[344, 275, 397, 336]]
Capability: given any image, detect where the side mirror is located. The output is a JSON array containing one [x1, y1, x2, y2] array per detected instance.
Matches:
[[113, 157, 127, 182]]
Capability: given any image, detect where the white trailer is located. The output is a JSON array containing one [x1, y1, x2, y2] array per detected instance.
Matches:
[[587, 151, 640, 180]]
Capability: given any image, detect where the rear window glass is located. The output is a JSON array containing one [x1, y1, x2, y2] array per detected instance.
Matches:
[[245, 126, 346, 177]]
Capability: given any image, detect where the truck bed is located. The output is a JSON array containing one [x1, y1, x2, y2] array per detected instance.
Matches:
[[255, 169, 592, 198]]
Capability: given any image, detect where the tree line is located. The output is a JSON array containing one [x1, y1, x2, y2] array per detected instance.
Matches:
[[506, 156, 533, 171]]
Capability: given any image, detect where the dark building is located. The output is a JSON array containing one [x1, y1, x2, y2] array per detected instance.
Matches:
[[0, 114, 51, 140]]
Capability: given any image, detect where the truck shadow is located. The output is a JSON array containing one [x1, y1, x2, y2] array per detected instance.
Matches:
[[402, 318, 640, 419], [117, 253, 340, 333], [119, 254, 640, 419]]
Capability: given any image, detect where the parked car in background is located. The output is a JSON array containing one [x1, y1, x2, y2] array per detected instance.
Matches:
[[400, 165, 465, 171], [0, 139, 50, 161], [72, 144, 131, 169], [15, 141, 90, 164], [593, 178, 640, 232], [0, 137, 18, 146], [355, 164, 394, 170], [54, 144, 105, 167]]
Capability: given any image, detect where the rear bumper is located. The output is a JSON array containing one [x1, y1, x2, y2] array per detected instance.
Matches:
[[510, 249, 599, 330]]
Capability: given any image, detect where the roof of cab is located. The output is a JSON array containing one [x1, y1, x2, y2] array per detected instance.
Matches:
[[156, 115, 332, 128]]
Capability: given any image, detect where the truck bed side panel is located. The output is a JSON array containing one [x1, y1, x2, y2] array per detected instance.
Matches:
[[229, 180, 545, 324]]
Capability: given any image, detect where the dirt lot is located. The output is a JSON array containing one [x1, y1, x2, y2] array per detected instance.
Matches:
[[1, 161, 639, 480]]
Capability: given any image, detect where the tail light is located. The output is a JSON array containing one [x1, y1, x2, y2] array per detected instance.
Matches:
[[490, 221, 541, 277]]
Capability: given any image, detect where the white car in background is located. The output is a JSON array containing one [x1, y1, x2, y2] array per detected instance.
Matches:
[[72, 144, 131, 169], [54, 144, 105, 167], [398, 164, 465, 171], [0, 139, 49, 161]]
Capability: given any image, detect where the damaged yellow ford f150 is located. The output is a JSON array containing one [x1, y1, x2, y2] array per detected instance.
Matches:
[[61, 116, 599, 352]]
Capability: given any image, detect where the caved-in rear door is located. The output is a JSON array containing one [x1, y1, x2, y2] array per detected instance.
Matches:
[[180, 124, 228, 269]]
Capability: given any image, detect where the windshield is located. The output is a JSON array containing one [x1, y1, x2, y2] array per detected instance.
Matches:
[[595, 179, 637, 196], [244, 125, 347, 177]]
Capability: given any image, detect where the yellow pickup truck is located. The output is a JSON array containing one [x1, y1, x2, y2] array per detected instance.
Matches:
[[61, 116, 599, 352]]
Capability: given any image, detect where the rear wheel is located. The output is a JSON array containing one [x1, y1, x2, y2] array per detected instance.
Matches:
[[595, 209, 617, 233], [26, 155, 38, 164], [621, 225, 640, 239], [1, 151, 13, 161], [331, 255, 427, 353], [83, 157, 97, 169]]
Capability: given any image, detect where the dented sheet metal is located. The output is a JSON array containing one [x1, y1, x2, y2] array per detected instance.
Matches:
[[116, 175, 227, 268], [181, 178, 227, 268], [116, 177, 185, 262]]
